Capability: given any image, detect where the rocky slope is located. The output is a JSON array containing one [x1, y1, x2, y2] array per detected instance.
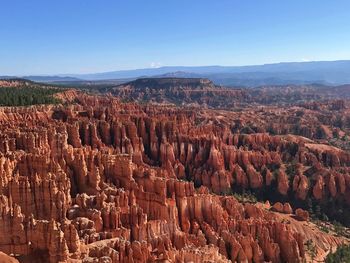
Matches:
[[0, 90, 349, 262]]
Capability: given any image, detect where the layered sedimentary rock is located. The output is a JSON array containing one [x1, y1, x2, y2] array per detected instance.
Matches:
[[0, 91, 349, 262], [106, 78, 350, 111], [110, 78, 248, 108]]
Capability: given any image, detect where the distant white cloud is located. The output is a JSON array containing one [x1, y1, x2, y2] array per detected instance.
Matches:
[[150, 62, 162, 68], [301, 58, 311, 62]]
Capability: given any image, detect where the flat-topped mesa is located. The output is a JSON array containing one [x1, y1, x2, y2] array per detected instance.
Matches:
[[119, 77, 216, 90], [110, 77, 247, 108]]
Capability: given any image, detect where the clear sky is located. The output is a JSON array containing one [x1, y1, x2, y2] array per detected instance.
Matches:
[[1, 0, 350, 75]]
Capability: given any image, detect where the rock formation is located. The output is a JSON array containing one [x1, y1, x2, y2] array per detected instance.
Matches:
[[0, 84, 349, 262]]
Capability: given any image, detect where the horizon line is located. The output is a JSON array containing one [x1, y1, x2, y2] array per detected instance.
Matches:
[[2, 58, 350, 77]]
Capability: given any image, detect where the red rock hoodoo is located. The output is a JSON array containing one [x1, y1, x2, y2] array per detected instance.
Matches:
[[0, 82, 349, 263]]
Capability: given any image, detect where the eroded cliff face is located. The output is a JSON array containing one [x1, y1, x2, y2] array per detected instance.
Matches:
[[106, 78, 350, 113], [0, 94, 348, 263], [110, 78, 248, 108]]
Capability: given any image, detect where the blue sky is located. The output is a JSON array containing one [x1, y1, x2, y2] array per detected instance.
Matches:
[[1, 0, 350, 75]]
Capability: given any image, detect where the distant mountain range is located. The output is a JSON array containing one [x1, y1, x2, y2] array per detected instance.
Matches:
[[2, 60, 350, 87]]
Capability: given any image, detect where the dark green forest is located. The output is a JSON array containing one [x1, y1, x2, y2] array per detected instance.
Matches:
[[0, 86, 62, 106], [326, 245, 350, 263]]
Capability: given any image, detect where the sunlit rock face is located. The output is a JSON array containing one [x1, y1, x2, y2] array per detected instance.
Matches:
[[0, 89, 349, 263]]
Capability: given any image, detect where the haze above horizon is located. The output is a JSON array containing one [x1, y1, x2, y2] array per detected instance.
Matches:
[[1, 0, 350, 75]]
